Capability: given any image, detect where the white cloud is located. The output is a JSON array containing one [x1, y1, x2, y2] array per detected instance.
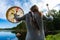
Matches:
[[29, 0, 60, 14], [0, 0, 22, 19], [14, 0, 21, 7], [22, 2, 32, 14], [29, 0, 44, 10], [42, 0, 60, 10], [0, 0, 60, 19], [0, 0, 7, 19], [54, 6, 60, 11], [0, 0, 31, 19], [0, 0, 14, 19]]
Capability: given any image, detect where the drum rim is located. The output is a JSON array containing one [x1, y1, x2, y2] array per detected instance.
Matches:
[[6, 6, 24, 23]]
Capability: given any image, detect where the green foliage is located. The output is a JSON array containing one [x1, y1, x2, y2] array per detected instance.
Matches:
[[16, 21, 26, 30], [12, 21, 27, 32], [45, 9, 60, 31], [46, 33, 60, 40]]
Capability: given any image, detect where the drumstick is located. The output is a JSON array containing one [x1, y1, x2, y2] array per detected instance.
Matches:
[[46, 4, 51, 16]]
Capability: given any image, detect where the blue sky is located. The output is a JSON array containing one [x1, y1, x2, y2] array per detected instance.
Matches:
[[0, 0, 60, 28]]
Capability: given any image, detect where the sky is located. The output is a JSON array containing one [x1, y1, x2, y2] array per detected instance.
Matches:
[[0, 0, 60, 28]]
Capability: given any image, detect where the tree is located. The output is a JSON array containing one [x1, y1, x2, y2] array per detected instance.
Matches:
[[45, 9, 60, 33]]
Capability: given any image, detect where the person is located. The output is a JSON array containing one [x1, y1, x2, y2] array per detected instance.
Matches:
[[14, 5, 53, 40]]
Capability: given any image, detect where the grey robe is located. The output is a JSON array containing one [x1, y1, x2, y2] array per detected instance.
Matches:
[[14, 12, 53, 40]]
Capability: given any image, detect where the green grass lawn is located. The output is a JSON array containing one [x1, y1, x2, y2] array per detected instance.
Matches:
[[45, 33, 60, 40]]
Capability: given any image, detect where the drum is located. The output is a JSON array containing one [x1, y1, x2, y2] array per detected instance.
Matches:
[[6, 6, 24, 23]]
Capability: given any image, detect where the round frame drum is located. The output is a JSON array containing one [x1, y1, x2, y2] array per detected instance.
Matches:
[[6, 6, 24, 23]]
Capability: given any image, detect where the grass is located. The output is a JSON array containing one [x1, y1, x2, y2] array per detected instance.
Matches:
[[45, 33, 60, 40]]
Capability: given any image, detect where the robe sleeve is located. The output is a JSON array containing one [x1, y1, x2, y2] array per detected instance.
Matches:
[[14, 14, 26, 21], [43, 15, 53, 21]]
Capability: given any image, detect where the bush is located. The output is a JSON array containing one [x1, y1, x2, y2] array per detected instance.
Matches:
[[46, 33, 60, 40]]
